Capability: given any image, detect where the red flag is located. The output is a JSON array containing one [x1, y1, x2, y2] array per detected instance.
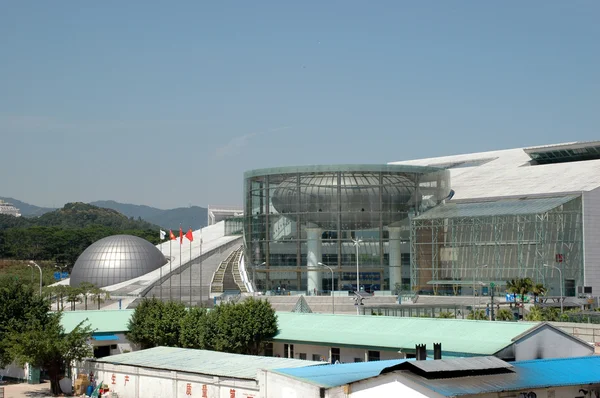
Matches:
[[169, 230, 176, 240], [179, 226, 183, 244], [185, 228, 194, 242]]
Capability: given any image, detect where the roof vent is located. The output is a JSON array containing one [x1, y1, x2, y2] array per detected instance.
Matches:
[[434, 343, 442, 360], [415, 344, 427, 361]]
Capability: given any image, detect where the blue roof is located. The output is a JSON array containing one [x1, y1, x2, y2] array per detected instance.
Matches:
[[274, 359, 415, 388], [402, 355, 600, 396]]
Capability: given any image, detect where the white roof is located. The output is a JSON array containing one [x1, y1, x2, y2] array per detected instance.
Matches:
[[389, 142, 600, 201]]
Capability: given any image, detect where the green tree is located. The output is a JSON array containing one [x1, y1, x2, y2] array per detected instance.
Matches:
[[467, 309, 487, 320], [127, 298, 165, 349], [78, 282, 96, 310], [65, 286, 82, 311], [0, 278, 49, 368], [496, 308, 515, 321], [506, 278, 533, 319], [179, 307, 213, 349], [6, 312, 92, 395], [90, 286, 111, 310], [531, 283, 547, 303], [437, 311, 455, 318], [211, 298, 278, 355]]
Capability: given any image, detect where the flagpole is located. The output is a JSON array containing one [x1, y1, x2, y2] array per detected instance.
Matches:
[[169, 238, 172, 301], [160, 235, 163, 302], [189, 227, 192, 308], [199, 235, 203, 307], [179, 227, 182, 303]]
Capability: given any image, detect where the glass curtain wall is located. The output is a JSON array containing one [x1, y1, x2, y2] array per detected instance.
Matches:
[[410, 196, 583, 296], [244, 165, 450, 294]]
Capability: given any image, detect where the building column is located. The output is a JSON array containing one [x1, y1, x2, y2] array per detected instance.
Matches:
[[389, 227, 403, 292], [307, 226, 323, 295]]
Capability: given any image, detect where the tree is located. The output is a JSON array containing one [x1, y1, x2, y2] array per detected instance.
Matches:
[[6, 312, 92, 395], [437, 311, 455, 318], [179, 307, 213, 349], [78, 282, 96, 310], [531, 283, 547, 303], [65, 286, 82, 311], [211, 298, 278, 355], [0, 277, 49, 368], [506, 278, 533, 319], [90, 286, 111, 310], [467, 309, 488, 320], [127, 298, 164, 349], [496, 308, 515, 321]]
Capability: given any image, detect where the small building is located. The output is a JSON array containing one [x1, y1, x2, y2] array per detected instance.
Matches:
[[264, 355, 600, 398], [272, 313, 594, 362], [81, 346, 320, 398], [61, 310, 136, 358]]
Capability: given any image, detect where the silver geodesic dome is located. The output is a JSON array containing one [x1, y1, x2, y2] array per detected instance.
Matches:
[[70, 234, 167, 288]]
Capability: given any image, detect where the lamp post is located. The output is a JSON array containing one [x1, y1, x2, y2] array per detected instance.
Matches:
[[352, 238, 363, 316], [472, 264, 488, 311], [253, 262, 266, 297], [318, 262, 335, 314], [543, 263, 563, 313], [28, 261, 43, 295]]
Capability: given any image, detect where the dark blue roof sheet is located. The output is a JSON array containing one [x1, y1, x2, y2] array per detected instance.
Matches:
[[274, 359, 415, 388], [402, 355, 600, 396]]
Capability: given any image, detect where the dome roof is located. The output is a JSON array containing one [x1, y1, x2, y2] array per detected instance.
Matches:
[[70, 234, 167, 288]]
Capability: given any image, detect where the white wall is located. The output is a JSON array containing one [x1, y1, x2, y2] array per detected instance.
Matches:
[[350, 374, 444, 398], [514, 326, 593, 361], [0, 362, 26, 381], [272, 342, 404, 363], [82, 361, 259, 398], [259, 370, 322, 398]]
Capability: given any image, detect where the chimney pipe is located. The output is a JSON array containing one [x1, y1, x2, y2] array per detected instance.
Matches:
[[434, 343, 442, 360], [415, 344, 427, 361]]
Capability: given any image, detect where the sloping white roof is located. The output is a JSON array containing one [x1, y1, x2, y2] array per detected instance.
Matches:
[[389, 142, 600, 201]]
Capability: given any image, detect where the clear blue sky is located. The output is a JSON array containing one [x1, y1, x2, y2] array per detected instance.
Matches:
[[1, 1, 598, 209]]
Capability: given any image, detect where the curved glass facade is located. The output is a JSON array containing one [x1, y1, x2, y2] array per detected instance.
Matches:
[[244, 165, 450, 294]]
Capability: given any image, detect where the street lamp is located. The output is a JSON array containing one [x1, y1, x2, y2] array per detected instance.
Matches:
[[253, 262, 266, 297], [543, 263, 563, 313], [317, 262, 335, 314], [473, 264, 488, 310], [28, 261, 43, 295], [352, 238, 363, 316]]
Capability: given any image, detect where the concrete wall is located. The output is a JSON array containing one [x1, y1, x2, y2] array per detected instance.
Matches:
[[0, 363, 26, 381], [91, 332, 136, 357], [272, 342, 405, 363], [514, 325, 593, 361], [583, 187, 600, 294], [259, 370, 322, 398], [80, 361, 259, 398]]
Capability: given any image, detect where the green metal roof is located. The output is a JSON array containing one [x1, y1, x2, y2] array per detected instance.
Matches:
[[414, 196, 578, 220], [274, 312, 538, 355], [93, 346, 321, 380], [60, 309, 134, 334]]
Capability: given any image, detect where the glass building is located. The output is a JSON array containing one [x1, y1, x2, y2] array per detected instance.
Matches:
[[243, 165, 451, 294]]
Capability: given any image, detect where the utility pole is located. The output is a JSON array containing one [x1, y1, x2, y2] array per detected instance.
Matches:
[[490, 282, 495, 321]]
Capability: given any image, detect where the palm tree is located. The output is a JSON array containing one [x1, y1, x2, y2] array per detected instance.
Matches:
[[505, 278, 533, 319], [91, 286, 111, 310], [65, 286, 82, 310], [78, 282, 95, 310], [531, 283, 547, 303]]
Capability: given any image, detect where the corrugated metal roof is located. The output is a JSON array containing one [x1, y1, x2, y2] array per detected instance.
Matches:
[[413, 196, 577, 220], [391, 356, 511, 374], [274, 359, 417, 388], [398, 355, 600, 396], [61, 309, 134, 333], [93, 346, 320, 380], [275, 313, 538, 355]]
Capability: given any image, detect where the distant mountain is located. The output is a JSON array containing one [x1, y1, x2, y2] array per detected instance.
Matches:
[[0, 197, 55, 217], [90, 200, 207, 230]]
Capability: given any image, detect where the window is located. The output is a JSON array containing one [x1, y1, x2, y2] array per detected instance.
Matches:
[[110, 344, 118, 350], [264, 342, 273, 357], [312, 354, 321, 361], [354, 358, 363, 363], [331, 347, 340, 363], [299, 353, 307, 360], [284, 344, 294, 359], [368, 351, 380, 361]]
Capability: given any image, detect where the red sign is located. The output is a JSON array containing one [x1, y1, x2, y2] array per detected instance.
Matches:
[[111, 374, 116, 385], [202, 384, 208, 398], [186, 383, 192, 396], [556, 253, 564, 263], [124, 375, 129, 386], [230, 388, 236, 398]]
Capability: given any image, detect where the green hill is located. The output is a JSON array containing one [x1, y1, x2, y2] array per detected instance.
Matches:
[[0, 196, 55, 217], [0, 203, 160, 266]]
